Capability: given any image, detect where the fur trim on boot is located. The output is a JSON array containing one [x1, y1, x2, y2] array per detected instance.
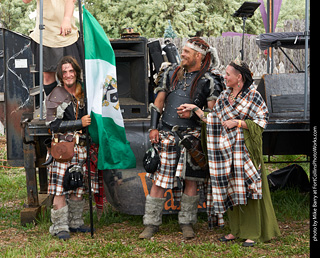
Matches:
[[178, 193, 200, 239], [49, 205, 70, 240], [178, 193, 200, 225], [68, 199, 90, 232], [142, 195, 166, 226]]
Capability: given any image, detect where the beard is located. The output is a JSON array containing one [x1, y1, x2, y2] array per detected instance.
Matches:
[[181, 58, 197, 71], [65, 83, 75, 88], [64, 78, 77, 89]]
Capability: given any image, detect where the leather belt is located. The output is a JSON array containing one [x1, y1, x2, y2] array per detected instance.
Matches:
[[161, 122, 200, 132], [57, 133, 86, 146], [58, 134, 74, 142]]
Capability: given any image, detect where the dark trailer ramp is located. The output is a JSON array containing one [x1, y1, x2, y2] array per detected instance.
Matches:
[[256, 32, 310, 161]]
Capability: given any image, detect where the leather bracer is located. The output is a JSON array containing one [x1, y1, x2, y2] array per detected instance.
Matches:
[[57, 120, 83, 133], [149, 103, 161, 130]]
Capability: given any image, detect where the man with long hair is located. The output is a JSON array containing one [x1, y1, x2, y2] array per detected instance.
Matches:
[[140, 37, 224, 240], [46, 56, 93, 240]]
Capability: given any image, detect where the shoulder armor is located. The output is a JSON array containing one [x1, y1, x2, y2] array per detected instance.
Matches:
[[47, 85, 72, 106], [154, 63, 179, 94], [46, 85, 72, 123], [209, 68, 223, 77]]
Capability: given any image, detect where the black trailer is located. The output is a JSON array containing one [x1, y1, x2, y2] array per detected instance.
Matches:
[[255, 32, 310, 161]]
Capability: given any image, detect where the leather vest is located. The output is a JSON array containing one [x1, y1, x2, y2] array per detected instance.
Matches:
[[162, 72, 199, 129]]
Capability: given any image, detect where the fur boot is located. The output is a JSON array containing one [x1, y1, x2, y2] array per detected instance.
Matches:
[[49, 205, 70, 240], [178, 193, 200, 239], [139, 195, 166, 239], [68, 199, 91, 233]]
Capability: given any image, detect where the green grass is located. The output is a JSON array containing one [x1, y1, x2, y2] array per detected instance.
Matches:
[[0, 152, 311, 257], [272, 188, 310, 221], [0, 168, 28, 229], [0, 169, 27, 201], [264, 154, 310, 176]]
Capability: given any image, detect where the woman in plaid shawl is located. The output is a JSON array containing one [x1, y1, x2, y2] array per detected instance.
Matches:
[[180, 60, 280, 246]]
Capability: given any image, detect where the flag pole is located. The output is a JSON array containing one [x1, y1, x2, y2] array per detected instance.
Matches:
[[77, 0, 94, 238], [39, 0, 44, 120]]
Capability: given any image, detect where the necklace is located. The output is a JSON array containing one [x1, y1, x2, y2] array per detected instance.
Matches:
[[229, 92, 237, 102], [229, 89, 242, 103], [182, 72, 192, 91]]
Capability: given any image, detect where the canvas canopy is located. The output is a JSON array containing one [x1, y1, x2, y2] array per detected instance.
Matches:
[[256, 32, 309, 50]]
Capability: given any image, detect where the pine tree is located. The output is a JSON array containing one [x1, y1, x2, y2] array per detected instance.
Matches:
[[1, 0, 306, 38], [0, 0, 36, 34], [163, 20, 177, 39]]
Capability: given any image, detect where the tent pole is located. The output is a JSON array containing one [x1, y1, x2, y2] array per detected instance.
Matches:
[[303, 0, 309, 119]]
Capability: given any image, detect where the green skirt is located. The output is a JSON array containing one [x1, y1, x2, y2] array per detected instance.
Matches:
[[227, 163, 281, 243]]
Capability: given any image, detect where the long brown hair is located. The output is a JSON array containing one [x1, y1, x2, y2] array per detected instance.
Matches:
[[56, 55, 82, 84], [56, 56, 84, 101], [170, 37, 211, 97]]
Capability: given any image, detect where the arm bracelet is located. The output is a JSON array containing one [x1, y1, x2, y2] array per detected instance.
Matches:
[[192, 106, 200, 112]]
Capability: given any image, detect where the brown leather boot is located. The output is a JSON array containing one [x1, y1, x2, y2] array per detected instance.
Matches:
[[139, 225, 159, 239], [180, 224, 195, 239]]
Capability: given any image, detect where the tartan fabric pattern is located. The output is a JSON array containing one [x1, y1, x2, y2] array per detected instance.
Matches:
[[88, 143, 100, 195], [147, 129, 200, 189], [89, 143, 105, 210], [206, 85, 269, 225], [48, 144, 99, 197]]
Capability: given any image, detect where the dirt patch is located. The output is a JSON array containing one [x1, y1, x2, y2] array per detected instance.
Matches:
[[0, 217, 308, 247]]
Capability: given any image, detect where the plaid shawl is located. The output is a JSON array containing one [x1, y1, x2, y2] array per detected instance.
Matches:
[[206, 85, 269, 223]]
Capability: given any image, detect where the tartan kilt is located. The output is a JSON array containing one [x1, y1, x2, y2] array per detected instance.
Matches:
[[146, 129, 200, 189], [48, 144, 99, 197]]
